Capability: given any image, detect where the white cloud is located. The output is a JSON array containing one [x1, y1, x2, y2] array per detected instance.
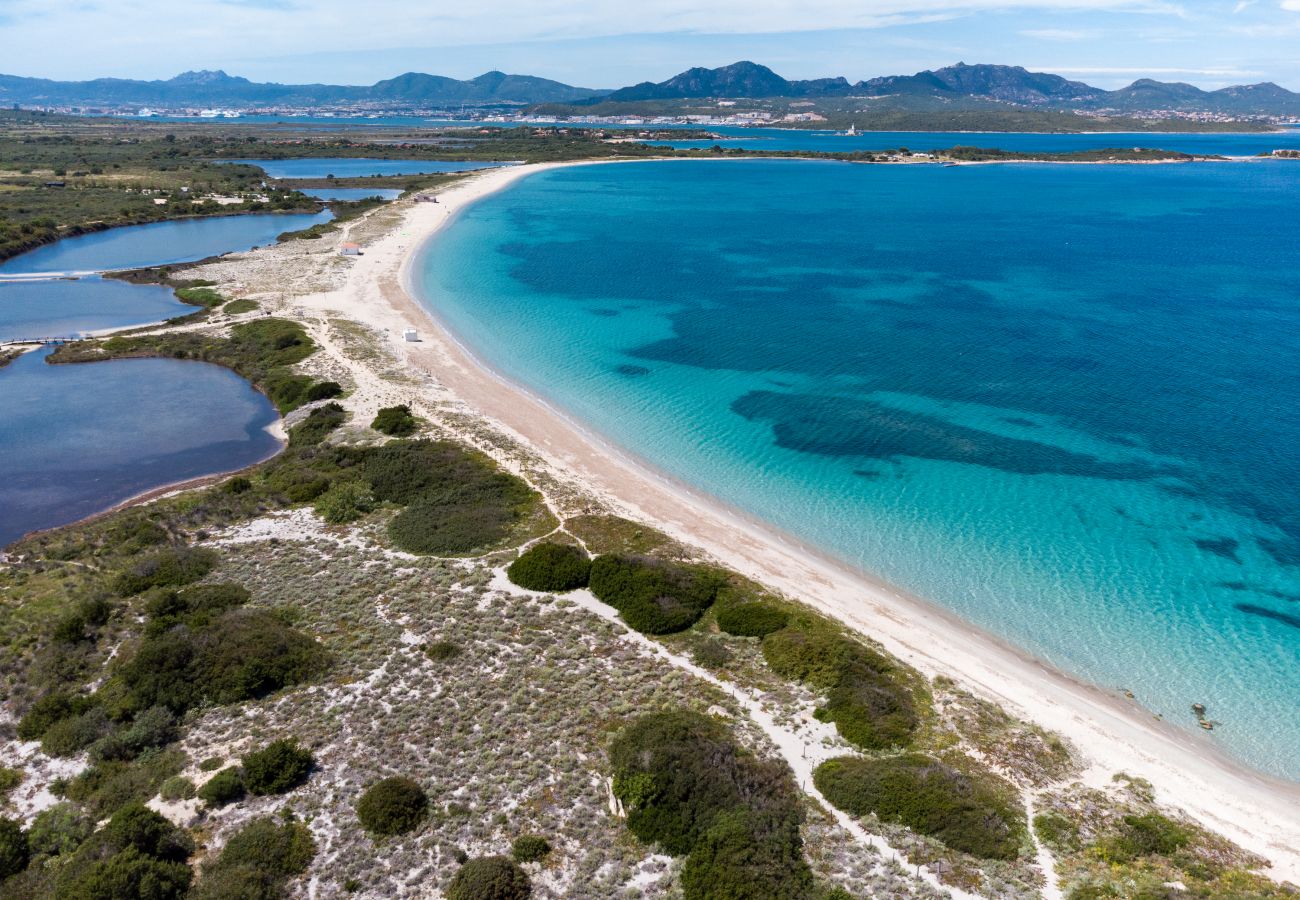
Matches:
[[1019, 27, 1102, 39], [1282, 0, 1300, 10]]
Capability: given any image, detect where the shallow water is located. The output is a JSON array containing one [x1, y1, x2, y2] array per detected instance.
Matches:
[[0, 348, 281, 547], [414, 158, 1300, 780], [0, 277, 189, 342], [0, 210, 332, 275]]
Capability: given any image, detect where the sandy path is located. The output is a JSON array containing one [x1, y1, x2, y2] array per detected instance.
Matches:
[[294, 161, 1300, 882]]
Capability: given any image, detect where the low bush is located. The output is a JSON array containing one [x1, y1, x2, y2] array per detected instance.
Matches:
[[27, 803, 93, 859], [507, 543, 591, 592], [120, 608, 327, 714], [175, 286, 223, 308], [0, 818, 28, 880], [289, 402, 346, 447], [197, 768, 245, 807], [424, 640, 462, 662], [61, 749, 185, 821], [194, 816, 315, 900], [389, 480, 532, 555], [356, 776, 428, 837], [159, 776, 195, 801], [813, 754, 1025, 860], [679, 811, 815, 900], [510, 834, 551, 864], [145, 583, 250, 631], [371, 404, 418, 436], [715, 602, 789, 638], [0, 768, 19, 800], [87, 705, 177, 763], [18, 691, 97, 741], [54, 803, 193, 899], [242, 740, 313, 795], [41, 707, 111, 757], [588, 555, 722, 634], [221, 298, 259, 315], [446, 856, 531, 900], [764, 625, 920, 750], [1101, 813, 1192, 862], [315, 480, 376, 524], [691, 639, 732, 670], [113, 546, 218, 595]]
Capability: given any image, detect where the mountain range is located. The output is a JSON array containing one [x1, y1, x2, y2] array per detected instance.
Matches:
[[3, 61, 1299, 116]]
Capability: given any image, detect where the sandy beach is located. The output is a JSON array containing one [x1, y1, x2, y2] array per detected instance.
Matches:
[[245, 159, 1300, 881]]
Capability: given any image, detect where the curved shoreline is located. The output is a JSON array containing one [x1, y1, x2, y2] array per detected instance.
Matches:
[[334, 159, 1300, 877]]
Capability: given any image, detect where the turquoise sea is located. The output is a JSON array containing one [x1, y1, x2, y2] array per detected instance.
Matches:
[[414, 158, 1300, 780]]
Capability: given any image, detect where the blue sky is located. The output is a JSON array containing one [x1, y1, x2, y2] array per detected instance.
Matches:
[[2, 0, 1299, 89]]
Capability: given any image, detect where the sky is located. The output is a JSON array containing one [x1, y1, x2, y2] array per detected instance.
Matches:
[[1, 0, 1299, 90]]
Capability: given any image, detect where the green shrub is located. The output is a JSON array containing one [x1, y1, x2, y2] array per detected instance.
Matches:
[[146, 583, 250, 631], [510, 834, 551, 864], [57, 847, 192, 899], [289, 402, 346, 447], [194, 816, 316, 898], [813, 754, 1025, 860], [691, 639, 732, 670], [371, 404, 418, 436], [159, 776, 195, 801], [609, 710, 802, 857], [41, 707, 111, 757], [679, 811, 814, 900], [716, 602, 789, 637], [242, 740, 313, 795], [27, 803, 93, 858], [198, 768, 245, 807], [0, 767, 20, 800], [446, 856, 531, 900], [17, 692, 96, 741], [356, 776, 428, 836], [113, 546, 218, 595], [61, 749, 185, 821], [588, 556, 722, 634], [87, 705, 177, 762], [507, 543, 590, 592], [199, 757, 224, 772], [1101, 813, 1192, 862], [388, 483, 530, 555], [175, 286, 223, 308], [0, 818, 28, 880], [304, 380, 341, 401], [223, 475, 252, 494], [315, 480, 376, 524], [121, 608, 326, 714], [764, 626, 919, 750], [222, 298, 259, 315], [1033, 812, 1080, 853], [424, 640, 462, 662]]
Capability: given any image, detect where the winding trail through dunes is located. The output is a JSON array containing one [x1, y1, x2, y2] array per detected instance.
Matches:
[[491, 567, 985, 900]]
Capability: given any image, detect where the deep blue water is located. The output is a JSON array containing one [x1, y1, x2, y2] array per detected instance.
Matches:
[[415, 158, 1300, 780], [0, 277, 189, 341], [648, 126, 1300, 157], [0, 211, 332, 275], [0, 348, 281, 547], [303, 187, 403, 201], [221, 158, 516, 179]]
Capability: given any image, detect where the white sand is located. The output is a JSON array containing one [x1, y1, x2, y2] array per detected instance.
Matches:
[[298, 160, 1300, 881]]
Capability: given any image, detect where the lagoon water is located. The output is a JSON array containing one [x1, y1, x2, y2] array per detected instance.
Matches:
[[0, 348, 281, 547], [224, 158, 516, 179], [0, 211, 332, 275], [415, 158, 1300, 780], [0, 277, 190, 342]]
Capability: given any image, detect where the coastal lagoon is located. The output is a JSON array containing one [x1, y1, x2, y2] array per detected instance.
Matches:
[[0, 210, 332, 275], [0, 348, 281, 547], [0, 277, 189, 341], [416, 158, 1300, 780], [224, 158, 517, 179]]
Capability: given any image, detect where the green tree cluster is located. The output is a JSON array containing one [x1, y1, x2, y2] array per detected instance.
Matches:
[[588, 556, 722, 634]]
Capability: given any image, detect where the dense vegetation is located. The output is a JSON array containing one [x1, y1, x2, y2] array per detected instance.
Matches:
[[370, 404, 418, 436], [609, 710, 814, 899], [241, 739, 314, 795], [763, 623, 921, 750], [446, 855, 531, 900], [506, 542, 591, 592], [509, 835, 551, 864], [715, 601, 789, 637], [588, 555, 723, 634], [51, 318, 330, 413], [814, 754, 1026, 860], [356, 776, 429, 836], [194, 816, 315, 900]]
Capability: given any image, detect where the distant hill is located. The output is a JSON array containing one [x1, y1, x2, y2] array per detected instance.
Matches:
[[0, 69, 604, 108], [581, 61, 1300, 116], [3, 62, 1299, 116]]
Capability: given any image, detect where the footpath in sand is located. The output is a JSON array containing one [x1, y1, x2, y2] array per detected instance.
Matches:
[[199, 160, 1300, 884]]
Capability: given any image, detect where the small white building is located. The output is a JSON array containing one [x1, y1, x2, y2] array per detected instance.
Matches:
[[403, 329, 420, 342], [339, 243, 362, 256]]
